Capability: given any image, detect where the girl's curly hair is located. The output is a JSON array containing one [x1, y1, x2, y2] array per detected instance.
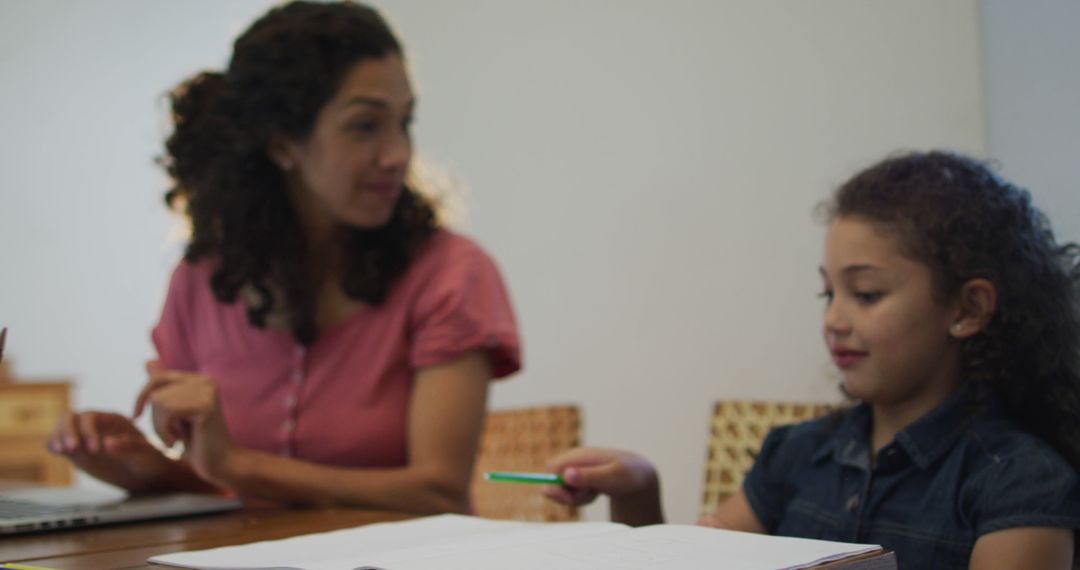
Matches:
[[824, 151, 1080, 469], [161, 1, 437, 345]]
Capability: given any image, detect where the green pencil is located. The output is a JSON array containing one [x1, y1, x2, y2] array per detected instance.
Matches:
[[483, 471, 564, 485]]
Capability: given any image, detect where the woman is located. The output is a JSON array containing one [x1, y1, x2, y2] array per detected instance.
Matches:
[[48, 1, 520, 514]]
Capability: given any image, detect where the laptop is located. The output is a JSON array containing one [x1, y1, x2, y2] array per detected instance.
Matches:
[[0, 327, 242, 535], [0, 485, 243, 535]]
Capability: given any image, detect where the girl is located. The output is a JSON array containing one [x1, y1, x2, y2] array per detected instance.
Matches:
[[545, 151, 1080, 568], [48, 1, 520, 513]]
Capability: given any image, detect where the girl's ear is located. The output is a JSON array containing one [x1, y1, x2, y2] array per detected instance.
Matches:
[[950, 278, 998, 339]]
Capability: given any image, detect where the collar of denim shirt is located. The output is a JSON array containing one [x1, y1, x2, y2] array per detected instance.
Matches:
[[812, 382, 999, 470]]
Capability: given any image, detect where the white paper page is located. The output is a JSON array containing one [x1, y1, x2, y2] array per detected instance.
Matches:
[[386, 524, 881, 570], [150, 515, 508, 569], [326, 521, 627, 570], [148, 514, 626, 570]]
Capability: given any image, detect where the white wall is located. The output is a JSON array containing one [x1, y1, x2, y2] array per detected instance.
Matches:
[[981, 0, 1080, 245], [0, 1, 987, 523]]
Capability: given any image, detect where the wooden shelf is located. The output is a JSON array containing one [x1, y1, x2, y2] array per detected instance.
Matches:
[[0, 362, 73, 485]]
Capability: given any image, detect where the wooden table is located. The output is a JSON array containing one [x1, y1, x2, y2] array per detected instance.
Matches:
[[1, 507, 896, 569], [0, 506, 414, 569]]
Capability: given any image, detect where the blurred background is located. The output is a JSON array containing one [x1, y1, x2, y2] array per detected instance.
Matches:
[[1, 0, 1076, 523]]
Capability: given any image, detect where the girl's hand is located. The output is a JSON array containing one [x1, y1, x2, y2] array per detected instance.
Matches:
[[542, 447, 663, 526], [134, 360, 240, 487], [543, 447, 659, 504], [45, 410, 176, 492]]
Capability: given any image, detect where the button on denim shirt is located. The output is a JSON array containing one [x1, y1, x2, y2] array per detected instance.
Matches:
[[744, 388, 1080, 569]]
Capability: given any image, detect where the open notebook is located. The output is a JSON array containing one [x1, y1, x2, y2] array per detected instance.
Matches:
[[149, 514, 887, 570]]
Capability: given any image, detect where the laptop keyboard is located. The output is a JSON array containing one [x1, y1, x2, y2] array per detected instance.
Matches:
[[0, 498, 86, 520]]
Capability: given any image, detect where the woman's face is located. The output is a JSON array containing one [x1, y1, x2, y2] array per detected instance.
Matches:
[[819, 216, 961, 413], [276, 54, 415, 234]]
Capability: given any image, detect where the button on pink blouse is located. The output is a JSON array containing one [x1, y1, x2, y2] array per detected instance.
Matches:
[[151, 230, 521, 468]]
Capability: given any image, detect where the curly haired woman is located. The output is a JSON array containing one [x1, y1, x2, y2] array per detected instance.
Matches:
[[48, 1, 520, 514]]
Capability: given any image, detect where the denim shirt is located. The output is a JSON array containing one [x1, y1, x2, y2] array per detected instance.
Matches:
[[744, 388, 1080, 569]]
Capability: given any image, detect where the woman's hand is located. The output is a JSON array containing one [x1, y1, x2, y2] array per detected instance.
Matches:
[[542, 447, 664, 526], [46, 410, 177, 493], [134, 360, 241, 487]]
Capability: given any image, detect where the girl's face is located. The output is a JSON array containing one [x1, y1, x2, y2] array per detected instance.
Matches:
[[820, 216, 962, 413], [275, 54, 415, 234]]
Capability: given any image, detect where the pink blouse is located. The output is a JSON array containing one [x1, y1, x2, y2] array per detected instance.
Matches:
[[151, 230, 521, 468]]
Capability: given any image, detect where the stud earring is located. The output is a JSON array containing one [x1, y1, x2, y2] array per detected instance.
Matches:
[[953, 323, 964, 333]]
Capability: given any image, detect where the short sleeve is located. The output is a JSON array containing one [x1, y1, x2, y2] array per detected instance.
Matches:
[[743, 424, 796, 533], [408, 246, 521, 378], [150, 262, 199, 372], [967, 443, 1080, 537]]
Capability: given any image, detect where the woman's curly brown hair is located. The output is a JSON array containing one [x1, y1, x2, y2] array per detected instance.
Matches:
[[161, 1, 437, 345], [824, 151, 1080, 470]]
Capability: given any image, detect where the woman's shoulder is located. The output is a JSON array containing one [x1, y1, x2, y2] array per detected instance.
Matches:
[[166, 256, 215, 290], [383, 229, 508, 306], [415, 229, 490, 261], [162, 256, 227, 309], [405, 229, 499, 279]]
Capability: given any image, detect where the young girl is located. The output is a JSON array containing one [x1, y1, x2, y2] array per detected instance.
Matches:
[[545, 151, 1080, 568]]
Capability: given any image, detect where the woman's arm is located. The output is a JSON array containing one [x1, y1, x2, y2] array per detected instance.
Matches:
[[969, 527, 1074, 570], [141, 350, 491, 513]]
